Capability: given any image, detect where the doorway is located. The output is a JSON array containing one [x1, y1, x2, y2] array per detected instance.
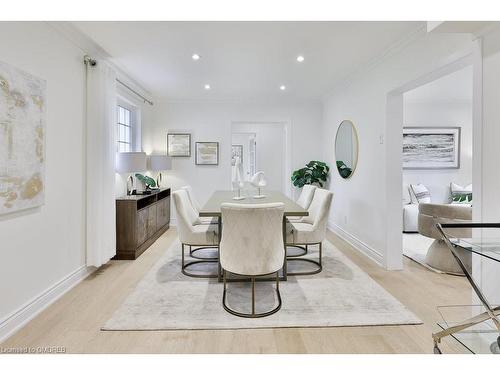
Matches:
[[385, 44, 481, 270], [231, 122, 289, 195], [401, 66, 473, 269]]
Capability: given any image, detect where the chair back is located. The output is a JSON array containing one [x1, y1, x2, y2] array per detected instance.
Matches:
[[296, 184, 317, 209], [172, 189, 201, 243], [302, 188, 333, 237], [181, 185, 201, 212], [220, 202, 284, 276]]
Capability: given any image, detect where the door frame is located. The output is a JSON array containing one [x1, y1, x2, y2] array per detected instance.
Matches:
[[384, 40, 482, 270], [231, 121, 292, 197]]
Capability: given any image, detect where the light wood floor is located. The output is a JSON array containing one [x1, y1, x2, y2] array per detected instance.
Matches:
[[2, 228, 471, 353]]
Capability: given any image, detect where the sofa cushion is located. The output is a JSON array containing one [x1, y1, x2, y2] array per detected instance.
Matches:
[[450, 182, 472, 204], [410, 183, 431, 204]]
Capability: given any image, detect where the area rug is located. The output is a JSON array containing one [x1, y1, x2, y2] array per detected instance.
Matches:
[[102, 240, 421, 330]]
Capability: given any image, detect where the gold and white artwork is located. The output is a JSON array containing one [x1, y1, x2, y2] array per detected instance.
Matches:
[[0, 60, 46, 214]]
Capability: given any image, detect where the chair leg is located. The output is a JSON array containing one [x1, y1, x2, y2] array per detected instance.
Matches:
[[189, 246, 219, 260], [251, 277, 256, 315], [319, 242, 322, 267], [286, 245, 308, 258], [286, 242, 323, 276], [181, 242, 219, 279], [222, 270, 282, 318]]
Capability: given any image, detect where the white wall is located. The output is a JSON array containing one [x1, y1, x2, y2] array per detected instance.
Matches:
[[0, 23, 86, 327], [142, 100, 323, 221], [321, 31, 472, 266], [403, 101, 473, 203]]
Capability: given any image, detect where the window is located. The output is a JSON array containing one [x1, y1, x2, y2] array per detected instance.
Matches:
[[117, 105, 132, 152]]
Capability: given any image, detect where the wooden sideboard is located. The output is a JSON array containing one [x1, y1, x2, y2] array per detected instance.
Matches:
[[115, 188, 171, 260]]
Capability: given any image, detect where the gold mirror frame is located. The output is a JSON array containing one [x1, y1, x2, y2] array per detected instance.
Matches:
[[334, 120, 359, 179]]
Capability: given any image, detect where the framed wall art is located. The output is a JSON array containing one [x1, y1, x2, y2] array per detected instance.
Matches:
[[167, 133, 191, 157], [0, 60, 46, 215], [402, 127, 461, 170], [231, 144, 243, 166], [195, 142, 219, 165]]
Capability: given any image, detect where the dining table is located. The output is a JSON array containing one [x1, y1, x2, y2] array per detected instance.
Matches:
[[199, 190, 308, 281]]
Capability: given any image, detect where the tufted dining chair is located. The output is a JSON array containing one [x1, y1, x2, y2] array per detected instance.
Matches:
[[172, 189, 219, 278], [288, 184, 317, 224], [286, 188, 333, 275], [180, 185, 215, 224], [219, 202, 285, 318], [181, 185, 218, 261]]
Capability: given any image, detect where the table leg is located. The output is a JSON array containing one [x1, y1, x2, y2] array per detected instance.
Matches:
[[218, 216, 222, 282], [282, 217, 288, 281]]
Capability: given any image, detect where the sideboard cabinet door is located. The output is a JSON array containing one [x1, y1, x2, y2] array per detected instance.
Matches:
[[156, 199, 169, 228], [147, 204, 157, 237], [136, 208, 149, 246]]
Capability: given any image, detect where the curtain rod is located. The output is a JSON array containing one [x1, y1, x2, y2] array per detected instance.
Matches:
[[116, 78, 154, 106], [84, 55, 153, 106]]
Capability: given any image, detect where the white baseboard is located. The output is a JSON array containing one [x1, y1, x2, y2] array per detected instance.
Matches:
[[328, 221, 384, 267], [0, 265, 94, 344]]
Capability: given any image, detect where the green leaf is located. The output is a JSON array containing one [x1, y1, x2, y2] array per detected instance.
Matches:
[[292, 160, 330, 187]]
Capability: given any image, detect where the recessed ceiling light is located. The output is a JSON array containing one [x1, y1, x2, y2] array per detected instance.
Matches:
[[280, 85, 286, 91], [296, 55, 305, 62], [204, 84, 211, 90], [192, 54, 201, 61]]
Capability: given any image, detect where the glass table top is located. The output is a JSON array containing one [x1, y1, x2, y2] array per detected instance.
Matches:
[[449, 238, 500, 263]]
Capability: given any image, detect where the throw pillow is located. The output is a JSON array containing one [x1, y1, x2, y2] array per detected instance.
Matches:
[[410, 184, 431, 203], [450, 182, 472, 204]]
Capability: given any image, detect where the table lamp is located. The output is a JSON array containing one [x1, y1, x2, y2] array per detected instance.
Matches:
[[148, 155, 172, 188], [116, 152, 147, 195]]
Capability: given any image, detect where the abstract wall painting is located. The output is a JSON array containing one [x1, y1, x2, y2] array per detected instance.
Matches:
[[167, 133, 191, 157], [0, 60, 46, 214], [195, 142, 219, 165], [402, 127, 461, 170], [231, 144, 243, 166]]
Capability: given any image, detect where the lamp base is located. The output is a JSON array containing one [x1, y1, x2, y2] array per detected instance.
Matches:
[[253, 195, 266, 199]]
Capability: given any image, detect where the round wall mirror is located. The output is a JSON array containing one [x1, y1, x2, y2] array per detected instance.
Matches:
[[335, 120, 358, 179]]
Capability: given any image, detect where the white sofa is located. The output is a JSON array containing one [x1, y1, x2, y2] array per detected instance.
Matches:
[[402, 183, 471, 233]]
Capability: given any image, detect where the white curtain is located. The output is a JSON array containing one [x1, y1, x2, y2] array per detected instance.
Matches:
[[85, 61, 117, 267]]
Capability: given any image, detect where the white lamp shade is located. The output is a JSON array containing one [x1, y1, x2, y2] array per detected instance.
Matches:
[[148, 155, 172, 171], [116, 152, 147, 173]]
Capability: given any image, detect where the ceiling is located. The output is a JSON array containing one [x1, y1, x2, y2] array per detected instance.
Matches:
[[404, 65, 473, 105], [74, 21, 423, 102]]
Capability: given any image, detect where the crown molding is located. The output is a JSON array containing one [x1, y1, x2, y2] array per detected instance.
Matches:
[[47, 21, 153, 101], [155, 96, 322, 106], [321, 23, 427, 102]]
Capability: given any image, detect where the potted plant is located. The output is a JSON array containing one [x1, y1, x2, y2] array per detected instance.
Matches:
[[291, 160, 329, 188]]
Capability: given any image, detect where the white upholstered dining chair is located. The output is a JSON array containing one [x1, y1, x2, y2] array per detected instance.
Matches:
[[286, 188, 333, 275], [181, 185, 219, 260], [181, 185, 215, 224], [220, 202, 285, 318], [172, 189, 219, 278], [288, 184, 317, 224]]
